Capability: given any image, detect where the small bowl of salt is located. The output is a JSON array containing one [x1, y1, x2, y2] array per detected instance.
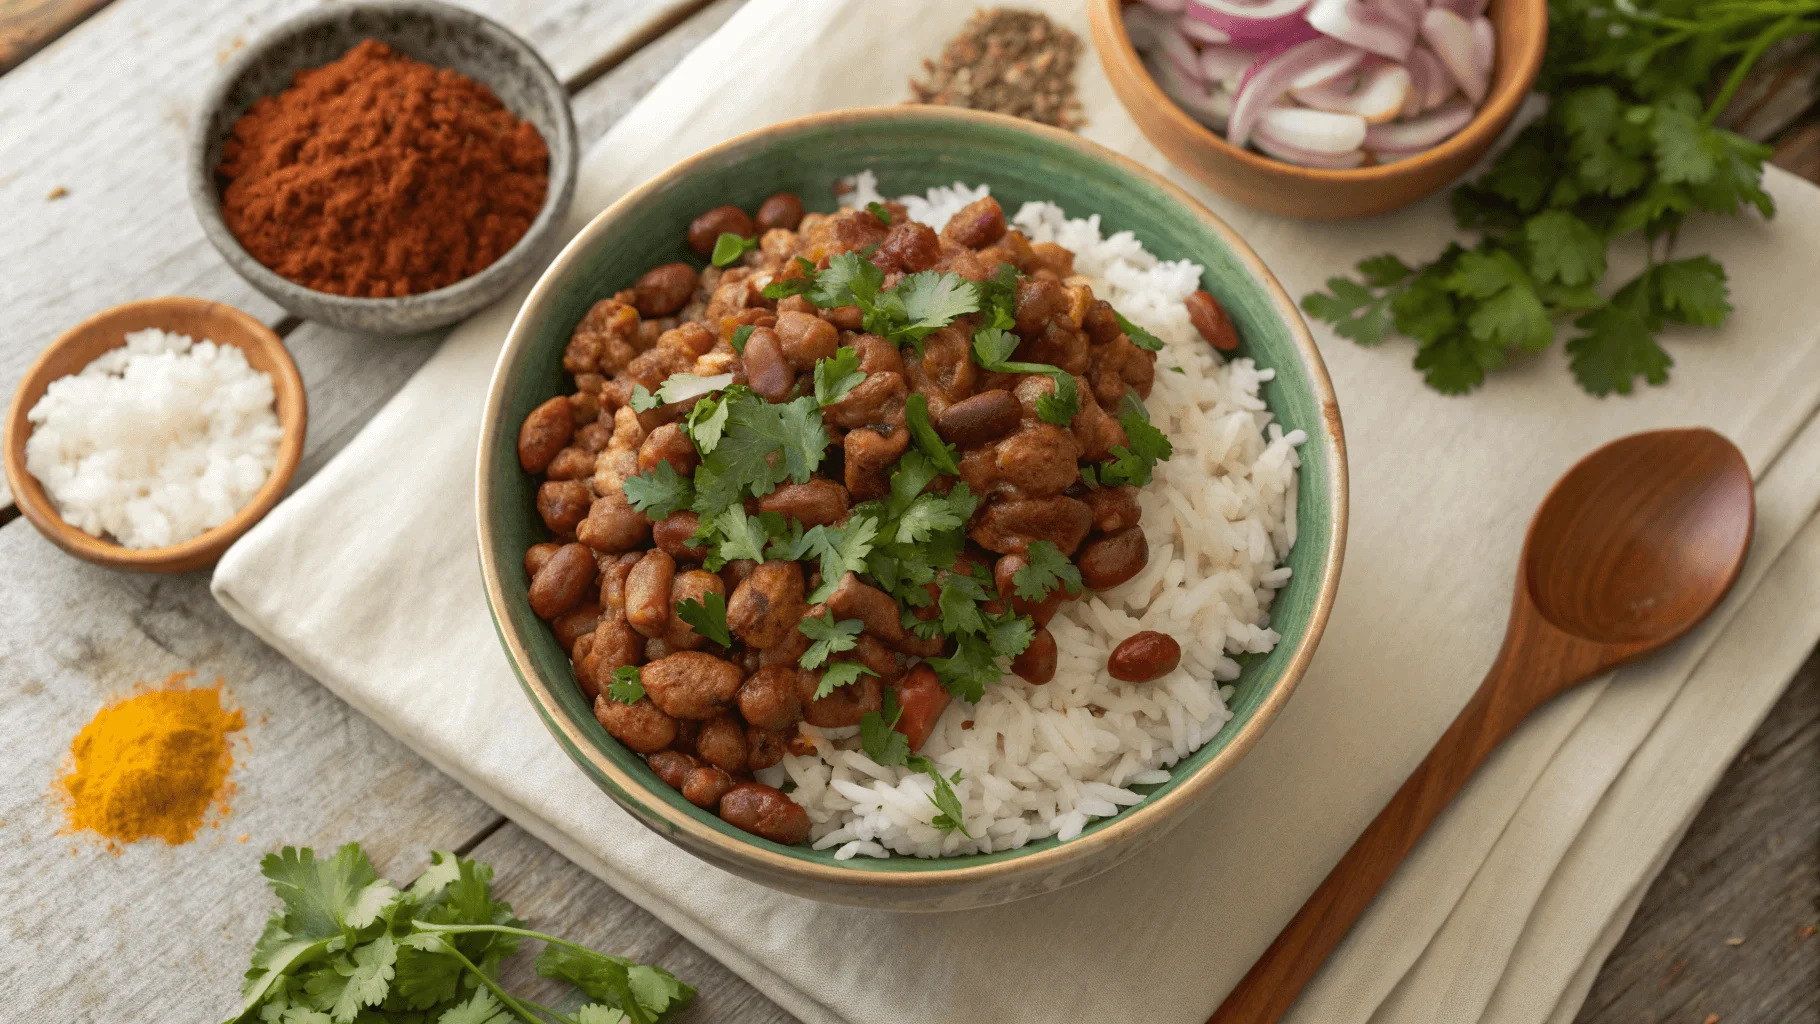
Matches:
[[3, 297, 307, 573]]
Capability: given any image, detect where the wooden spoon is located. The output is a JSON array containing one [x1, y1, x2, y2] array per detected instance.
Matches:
[[1210, 427, 1755, 1024]]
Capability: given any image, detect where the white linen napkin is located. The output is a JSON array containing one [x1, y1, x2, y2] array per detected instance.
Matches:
[[213, 2, 1820, 1022]]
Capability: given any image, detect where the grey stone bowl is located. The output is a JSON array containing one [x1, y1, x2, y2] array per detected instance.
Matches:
[[189, 1, 578, 337]]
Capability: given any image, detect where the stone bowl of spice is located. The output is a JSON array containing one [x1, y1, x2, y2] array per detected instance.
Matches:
[[188, 1, 578, 336], [2, 296, 307, 573]]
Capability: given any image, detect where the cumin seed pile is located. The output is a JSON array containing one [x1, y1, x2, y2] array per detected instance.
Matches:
[[909, 8, 1086, 131]]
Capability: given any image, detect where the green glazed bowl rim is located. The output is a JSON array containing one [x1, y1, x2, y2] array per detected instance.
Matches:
[[478, 105, 1347, 893]]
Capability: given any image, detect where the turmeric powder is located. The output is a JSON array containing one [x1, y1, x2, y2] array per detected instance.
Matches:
[[57, 673, 245, 848]]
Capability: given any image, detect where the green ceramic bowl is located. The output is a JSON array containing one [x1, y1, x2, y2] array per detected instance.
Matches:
[[478, 107, 1347, 911]]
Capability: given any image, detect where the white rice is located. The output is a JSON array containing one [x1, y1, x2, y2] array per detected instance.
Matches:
[[24, 328, 282, 549], [753, 174, 1305, 858]]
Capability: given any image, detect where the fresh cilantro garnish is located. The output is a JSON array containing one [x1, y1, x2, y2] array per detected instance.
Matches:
[[759, 256, 820, 301], [622, 462, 695, 519], [606, 666, 644, 704], [797, 608, 863, 670], [683, 385, 737, 454], [690, 393, 828, 510], [937, 568, 992, 636], [1013, 540, 1083, 601], [971, 326, 1079, 424], [676, 591, 733, 647], [894, 491, 967, 544], [708, 506, 777, 565], [812, 659, 879, 700], [230, 843, 693, 1024], [729, 324, 755, 354], [866, 201, 892, 225], [628, 385, 661, 413], [926, 610, 1034, 703], [858, 691, 972, 837], [802, 514, 880, 603], [885, 271, 982, 346], [1170, 365, 1184, 374], [762, 252, 981, 352], [975, 262, 1020, 332], [710, 231, 758, 267], [813, 347, 866, 406], [903, 393, 958, 474], [1301, 4, 1777, 397], [1095, 398, 1175, 487], [1114, 309, 1165, 352]]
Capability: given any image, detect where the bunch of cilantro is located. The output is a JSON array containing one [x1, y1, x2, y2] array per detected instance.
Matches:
[[1302, 0, 1807, 396], [229, 843, 693, 1024]]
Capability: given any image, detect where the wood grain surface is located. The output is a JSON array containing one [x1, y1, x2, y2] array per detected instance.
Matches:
[[0, 0, 108, 72], [0, 1, 1813, 1022]]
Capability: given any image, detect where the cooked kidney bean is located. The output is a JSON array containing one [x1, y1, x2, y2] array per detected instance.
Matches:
[[746, 725, 789, 770], [633, 262, 698, 317], [577, 491, 652, 553], [720, 557, 759, 594], [687, 205, 756, 255], [993, 553, 1064, 626], [682, 764, 737, 809], [757, 480, 849, 528], [524, 542, 560, 578], [827, 572, 945, 657], [798, 668, 882, 728], [843, 425, 910, 502], [1186, 290, 1239, 351], [529, 543, 596, 620], [641, 651, 744, 719], [971, 495, 1093, 556], [568, 389, 601, 426], [593, 696, 678, 753], [940, 195, 1007, 248], [847, 633, 902, 683], [992, 423, 1081, 497], [545, 446, 597, 481], [1083, 485, 1142, 533], [647, 749, 697, 790], [518, 397, 574, 473], [571, 631, 599, 697], [600, 551, 641, 611], [625, 549, 677, 638], [537, 480, 592, 536], [1076, 527, 1149, 590], [671, 717, 700, 754], [695, 715, 748, 774], [737, 664, 803, 730], [875, 220, 942, 273], [553, 602, 602, 651], [652, 510, 709, 562], [742, 327, 794, 403], [936, 389, 1021, 448], [666, 569, 726, 650], [755, 192, 805, 232], [592, 613, 645, 677], [1012, 626, 1058, 684], [638, 423, 699, 477], [773, 310, 838, 370], [727, 560, 806, 649], [719, 782, 811, 844], [1027, 241, 1075, 279], [889, 664, 950, 752], [821, 305, 864, 331], [1107, 630, 1181, 682], [759, 614, 812, 665]]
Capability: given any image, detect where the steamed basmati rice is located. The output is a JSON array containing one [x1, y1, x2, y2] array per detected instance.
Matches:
[[751, 174, 1305, 858]]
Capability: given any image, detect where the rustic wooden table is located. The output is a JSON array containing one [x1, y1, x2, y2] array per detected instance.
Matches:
[[0, 2, 1814, 1021]]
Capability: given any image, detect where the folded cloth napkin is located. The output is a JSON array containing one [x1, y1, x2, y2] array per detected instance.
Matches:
[[214, 1, 1820, 1021]]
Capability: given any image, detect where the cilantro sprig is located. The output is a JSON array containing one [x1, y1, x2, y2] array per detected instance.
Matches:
[[762, 250, 982, 352], [859, 690, 971, 836], [1301, 0, 1779, 396], [676, 591, 732, 647], [710, 232, 758, 267], [971, 327, 1079, 425], [606, 666, 644, 705], [1012, 540, 1083, 602], [230, 843, 693, 1024]]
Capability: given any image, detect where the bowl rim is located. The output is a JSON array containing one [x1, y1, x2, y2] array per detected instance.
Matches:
[[1091, 0, 1548, 184], [2, 296, 308, 573], [186, 0, 580, 314], [478, 104, 1348, 889]]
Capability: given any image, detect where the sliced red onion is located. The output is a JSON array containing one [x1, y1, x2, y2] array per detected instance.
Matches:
[[1137, 0, 1189, 12], [1421, 9, 1486, 104], [1180, 15, 1232, 45], [1430, 0, 1489, 18], [1292, 63, 1412, 124], [1258, 106, 1369, 152], [1199, 44, 1258, 90], [1253, 121, 1368, 167], [1186, 0, 1314, 50], [1306, 0, 1416, 61], [1398, 49, 1430, 117], [1470, 16, 1496, 77], [1403, 45, 1454, 113], [1289, 45, 1367, 90], [1122, 4, 1174, 50], [1160, 26, 1208, 83], [1227, 36, 1359, 147], [1364, 97, 1475, 151], [1151, 56, 1235, 130], [1237, 23, 1330, 92], [1376, 0, 1426, 33]]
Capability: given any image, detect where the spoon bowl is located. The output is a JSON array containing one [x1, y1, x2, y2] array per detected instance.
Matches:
[[1212, 427, 1755, 1024]]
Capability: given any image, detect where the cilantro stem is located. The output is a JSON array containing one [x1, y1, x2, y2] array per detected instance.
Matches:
[[411, 920, 603, 958], [515, 997, 584, 1024], [441, 942, 546, 1024], [1704, 14, 1812, 122]]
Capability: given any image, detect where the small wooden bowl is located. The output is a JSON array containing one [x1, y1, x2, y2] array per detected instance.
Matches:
[[1088, 0, 1548, 220], [2, 297, 307, 573]]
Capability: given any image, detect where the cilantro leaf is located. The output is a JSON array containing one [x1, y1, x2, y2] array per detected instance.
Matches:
[[971, 327, 1077, 424], [798, 609, 863, 670], [692, 394, 829, 509], [1567, 275, 1673, 396], [1013, 540, 1083, 601], [1114, 309, 1165, 352], [606, 666, 644, 705], [1525, 210, 1606, 287], [808, 250, 883, 309], [926, 632, 1003, 703], [813, 347, 866, 406], [812, 659, 879, 700], [884, 449, 943, 518], [536, 943, 696, 1023], [914, 759, 969, 836], [710, 506, 773, 564], [436, 989, 514, 1024], [684, 387, 734, 454], [884, 271, 980, 347], [903, 394, 959, 474], [622, 462, 694, 520], [676, 591, 732, 647], [576, 1005, 633, 1024], [860, 689, 912, 766], [1446, 249, 1554, 353], [937, 570, 990, 636], [1651, 255, 1730, 327], [866, 200, 892, 225], [710, 232, 758, 267], [628, 385, 661, 413], [895, 492, 965, 544], [1302, 275, 1396, 346], [729, 324, 755, 354], [804, 515, 880, 603]]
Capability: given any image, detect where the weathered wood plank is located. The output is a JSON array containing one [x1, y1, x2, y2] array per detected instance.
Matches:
[[0, 0, 109, 73], [1574, 647, 1820, 1024]]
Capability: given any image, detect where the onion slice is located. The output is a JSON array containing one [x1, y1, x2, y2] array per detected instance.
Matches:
[[1305, 0, 1416, 61], [1253, 121, 1368, 168], [1421, 9, 1486, 104], [1404, 45, 1454, 113], [1200, 44, 1257, 90], [1364, 97, 1475, 151], [1289, 45, 1367, 91], [1470, 16, 1496, 77], [1292, 63, 1412, 124], [1151, 57, 1235, 130], [1258, 106, 1369, 153], [1186, 0, 1314, 49], [1160, 26, 1207, 83], [1227, 36, 1359, 148], [1180, 16, 1232, 45]]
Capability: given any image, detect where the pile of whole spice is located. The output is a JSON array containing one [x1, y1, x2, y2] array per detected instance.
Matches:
[[55, 673, 245, 850], [217, 39, 549, 298], [909, 7, 1087, 130]]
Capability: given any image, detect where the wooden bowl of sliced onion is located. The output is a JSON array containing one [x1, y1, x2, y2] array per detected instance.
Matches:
[[1088, 0, 1546, 219]]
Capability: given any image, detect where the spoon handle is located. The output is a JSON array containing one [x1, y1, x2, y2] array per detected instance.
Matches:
[[1208, 653, 1539, 1024]]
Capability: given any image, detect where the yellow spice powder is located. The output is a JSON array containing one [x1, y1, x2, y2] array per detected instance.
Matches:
[[57, 673, 245, 849]]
